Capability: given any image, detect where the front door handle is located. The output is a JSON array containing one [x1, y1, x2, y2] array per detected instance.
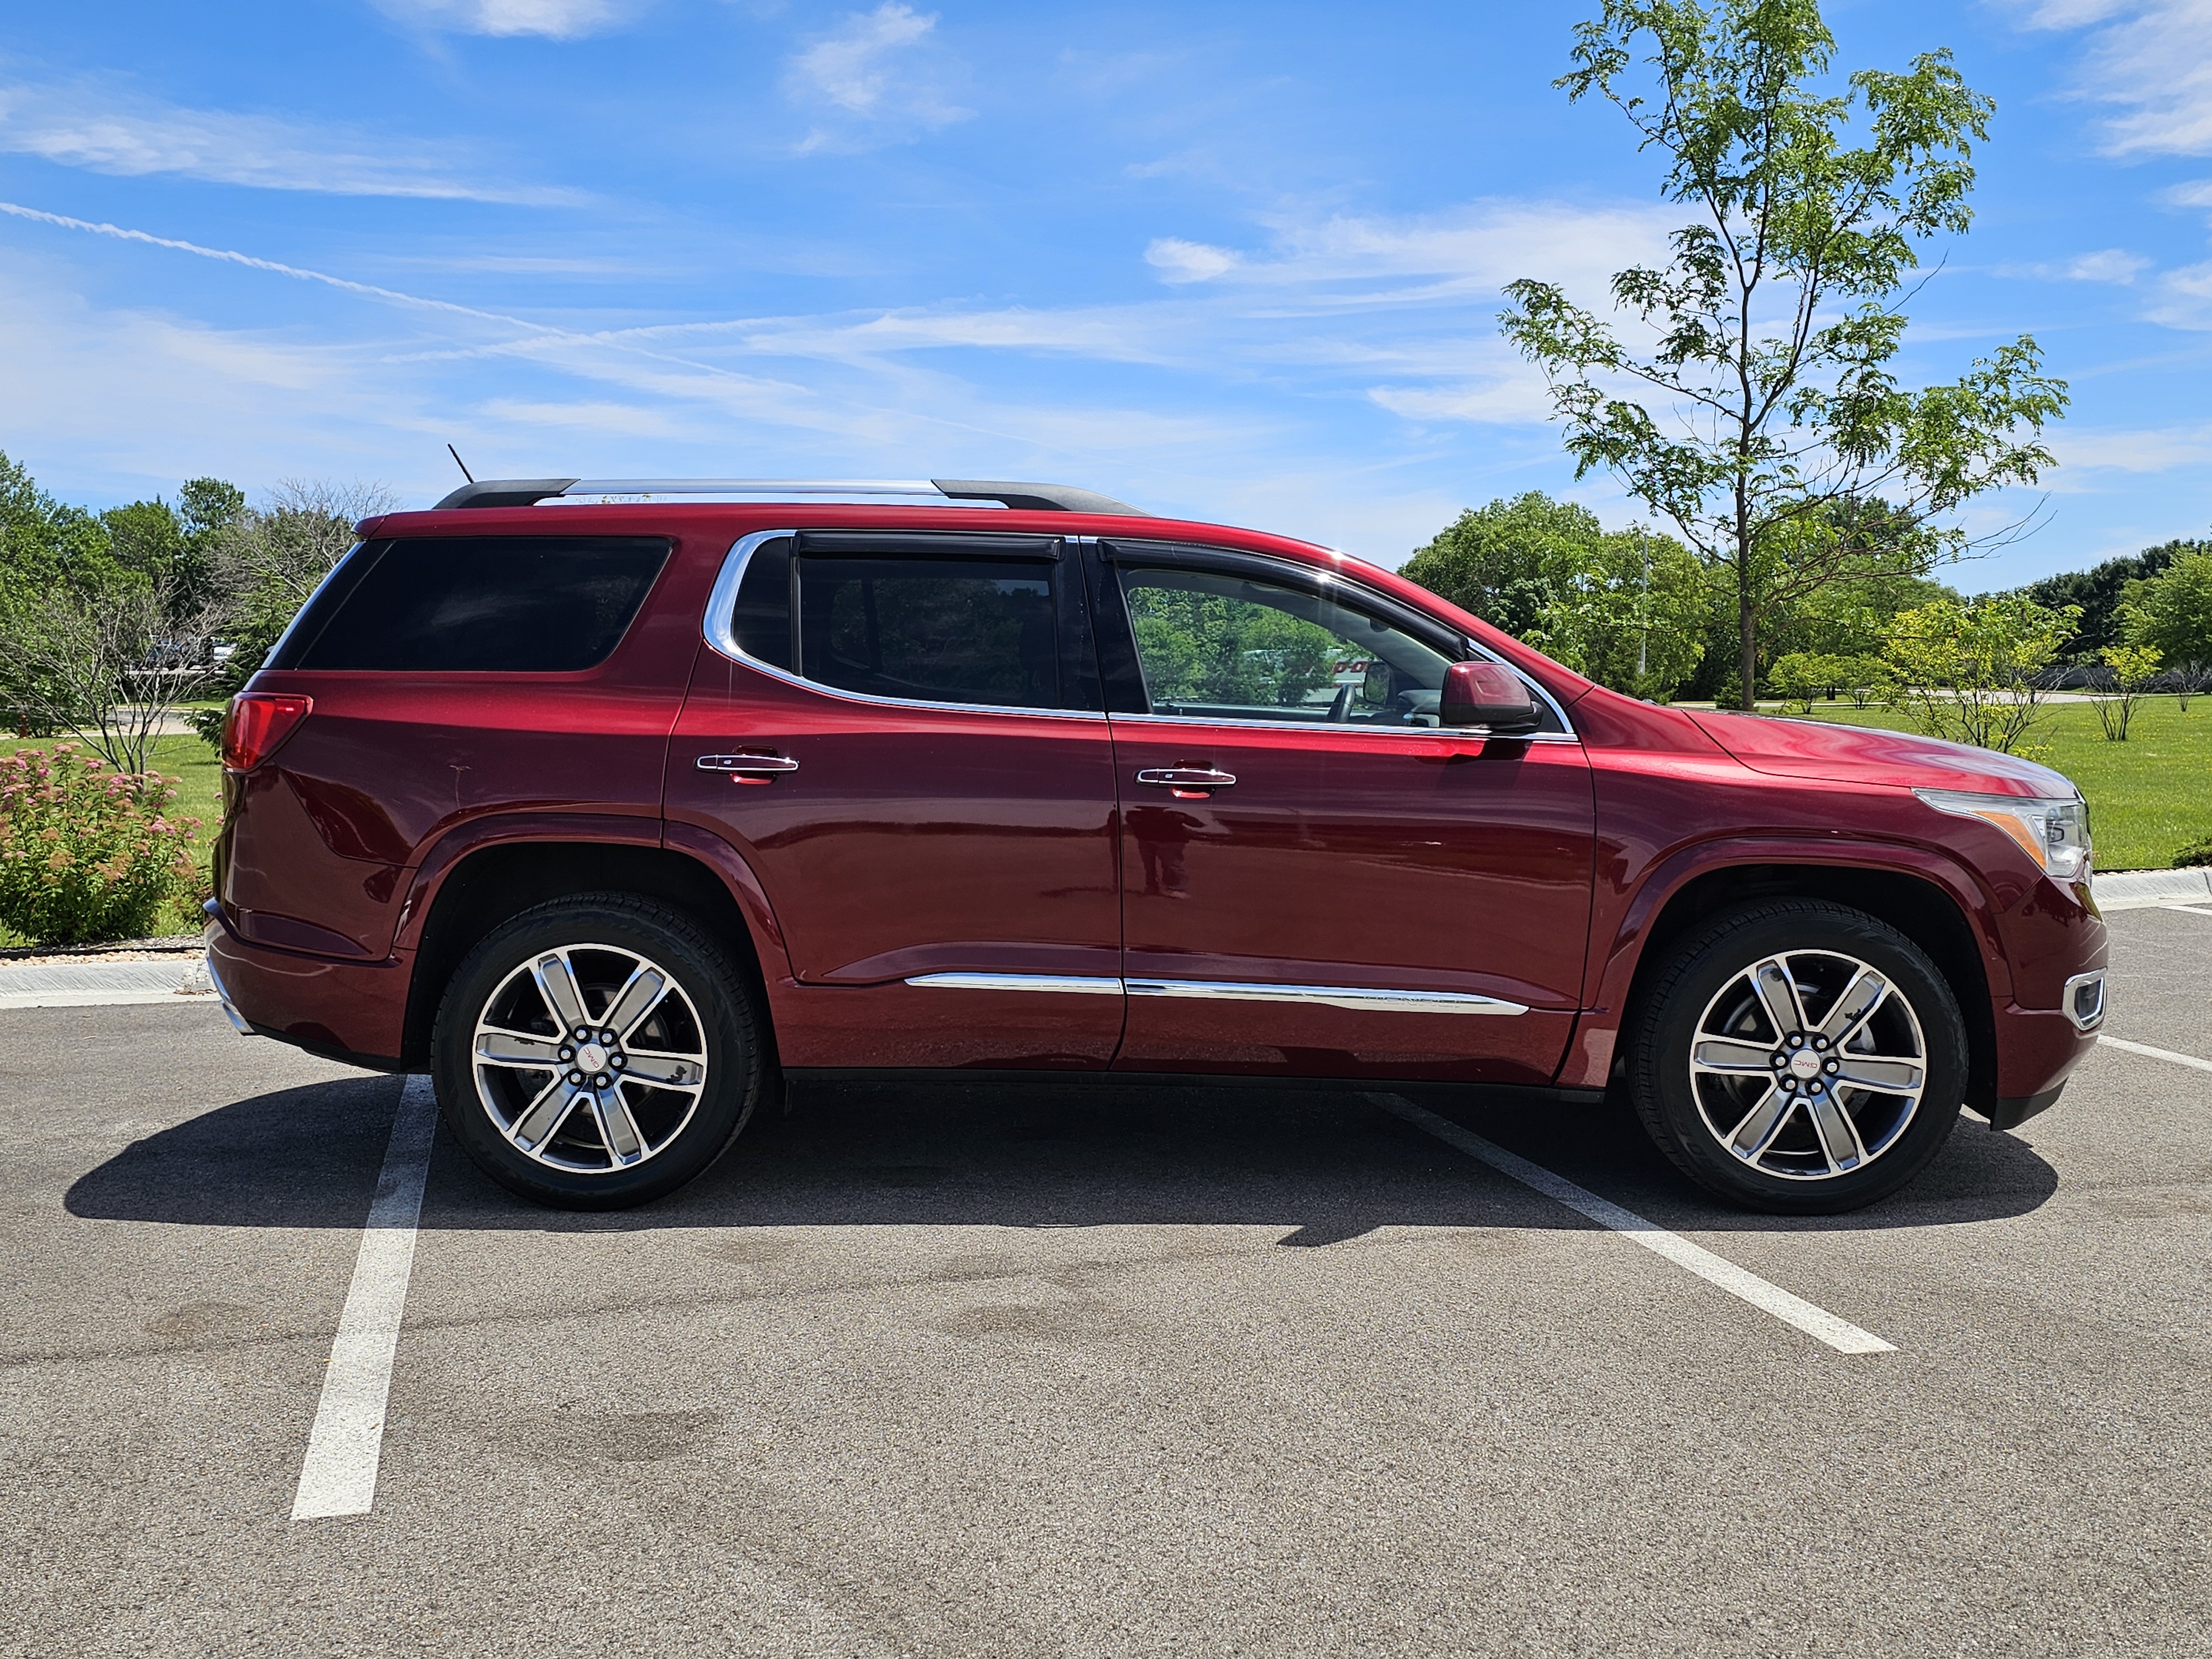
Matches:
[[1136, 766, 1235, 800], [699, 753, 800, 782]]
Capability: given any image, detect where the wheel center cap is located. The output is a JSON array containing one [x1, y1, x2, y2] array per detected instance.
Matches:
[[1788, 1050, 1822, 1080], [576, 1042, 609, 1072]]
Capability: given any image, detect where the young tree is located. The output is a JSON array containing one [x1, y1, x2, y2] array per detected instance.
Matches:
[[2120, 549, 2212, 672], [1499, 0, 2067, 711], [1882, 596, 2076, 754], [9, 575, 226, 775], [2093, 643, 2161, 743]]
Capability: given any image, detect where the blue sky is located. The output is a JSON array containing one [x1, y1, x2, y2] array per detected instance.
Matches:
[[3, 0, 2211, 583]]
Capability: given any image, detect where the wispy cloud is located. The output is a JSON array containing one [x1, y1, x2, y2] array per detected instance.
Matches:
[[0, 80, 580, 203], [368, 0, 645, 39], [1995, 248, 2153, 283], [2008, 1, 2212, 156], [784, 3, 971, 155]]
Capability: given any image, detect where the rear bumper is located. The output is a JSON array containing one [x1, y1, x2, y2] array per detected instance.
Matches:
[[204, 917, 411, 1071]]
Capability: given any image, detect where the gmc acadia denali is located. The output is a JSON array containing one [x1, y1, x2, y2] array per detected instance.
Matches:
[[203, 478, 2109, 1213]]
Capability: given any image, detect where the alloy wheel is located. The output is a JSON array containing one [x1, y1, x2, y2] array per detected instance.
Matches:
[[469, 942, 709, 1173], [1687, 948, 1928, 1181]]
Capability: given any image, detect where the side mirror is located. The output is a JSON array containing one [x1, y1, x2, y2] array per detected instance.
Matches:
[[1439, 661, 1542, 734]]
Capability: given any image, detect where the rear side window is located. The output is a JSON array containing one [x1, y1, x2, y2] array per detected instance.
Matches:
[[273, 536, 671, 672], [795, 556, 1059, 709]]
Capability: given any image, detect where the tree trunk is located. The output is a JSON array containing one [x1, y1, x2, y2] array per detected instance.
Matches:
[[1738, 562, 1757, 712]]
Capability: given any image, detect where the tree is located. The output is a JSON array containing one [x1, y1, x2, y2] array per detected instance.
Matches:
[[1499, 0, 2067, 711], [2120, 549, 2212, 671], [8, 574, 226, 775], [2027, 538, 2192, 657], [1882, 596, 2077, 754], [1402, 492, 1712, 696], [2093, 643, 2161, 744], [188, 479, 395, 747]]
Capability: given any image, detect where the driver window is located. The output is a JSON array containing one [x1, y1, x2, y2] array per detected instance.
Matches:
[[1119, 565, 1457, 726]]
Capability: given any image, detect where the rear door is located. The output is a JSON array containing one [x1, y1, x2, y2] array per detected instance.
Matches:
[[665, 530, 1125, 1068], [1092, 539, 1597, 1084]]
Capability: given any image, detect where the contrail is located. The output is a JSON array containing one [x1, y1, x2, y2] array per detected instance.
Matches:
[[0, 199, 542, 330]]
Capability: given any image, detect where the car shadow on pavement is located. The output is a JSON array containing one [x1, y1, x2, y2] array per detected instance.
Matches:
[[64, 1073, 2060, 1240]]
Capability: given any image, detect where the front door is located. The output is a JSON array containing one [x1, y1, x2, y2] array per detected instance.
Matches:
[[1094, 541, 1596, 1084], [666, 529, 1124, 1068]]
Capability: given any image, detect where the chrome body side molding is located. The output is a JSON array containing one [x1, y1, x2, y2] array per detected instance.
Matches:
[[903, 972, 1528, 1015]]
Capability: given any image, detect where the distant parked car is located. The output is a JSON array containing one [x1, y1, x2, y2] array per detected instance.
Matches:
[[203, 478, 2107, 1213]]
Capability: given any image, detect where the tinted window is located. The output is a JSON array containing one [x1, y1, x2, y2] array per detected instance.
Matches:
[[795, 556, 1059, 708], [282, 536, 670, 672], [729, 536, 794, 671], [1119, 566, 1458, 726]]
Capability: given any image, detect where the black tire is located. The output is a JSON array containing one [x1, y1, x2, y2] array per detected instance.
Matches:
[[1626, 899, 1968, 1214], [431, 893, 766, 1209]]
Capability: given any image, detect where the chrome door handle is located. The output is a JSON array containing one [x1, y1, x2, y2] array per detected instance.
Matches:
[[1136, 767, 1235, 790], [698, 753, 799, 775]]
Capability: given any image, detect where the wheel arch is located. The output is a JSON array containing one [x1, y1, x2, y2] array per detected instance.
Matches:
[[1574, 846, 2003, 1118], [399, 836, 781, 1070]]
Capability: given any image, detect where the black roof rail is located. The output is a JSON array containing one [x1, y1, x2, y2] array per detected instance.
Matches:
[[429, 478, 1150, 514]]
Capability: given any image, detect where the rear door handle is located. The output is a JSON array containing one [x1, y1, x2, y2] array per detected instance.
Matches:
[[1136, 767, 1235, 799], [699, 753, 800, 779]]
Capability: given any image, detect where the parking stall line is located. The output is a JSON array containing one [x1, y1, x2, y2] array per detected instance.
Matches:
[[290, 1074, 438, 1522], [1373, 1094, 1895, 1355], [2098, 1034, 2212, 1076]]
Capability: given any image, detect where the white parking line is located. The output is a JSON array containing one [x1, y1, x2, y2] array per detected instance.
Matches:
[[2098, 1034, 2212, 1075], [291, 1074, 438, 1521], [1373, 1094, 1895, 1355], [2159, 904, 2212, 917]]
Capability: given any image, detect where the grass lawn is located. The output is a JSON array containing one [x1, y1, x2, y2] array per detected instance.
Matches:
[[1783, 696, 2212, 871], [2, 732, 221, 943]]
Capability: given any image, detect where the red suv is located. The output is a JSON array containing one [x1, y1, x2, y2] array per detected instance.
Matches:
[[203, 478, 2108, 1214]]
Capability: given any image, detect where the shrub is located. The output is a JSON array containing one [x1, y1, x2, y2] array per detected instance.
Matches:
[[0, 744, 200, 945], [2177, 836, 2212, 869]]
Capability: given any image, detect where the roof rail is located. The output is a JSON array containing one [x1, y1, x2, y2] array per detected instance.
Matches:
[[430, 478, 1150, 515]]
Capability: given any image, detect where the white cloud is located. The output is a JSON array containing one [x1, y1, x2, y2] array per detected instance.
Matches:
[[783, 3, 971, 154], [1145, 238, 1241, 283], [0, 80, 579, 203], [2051, 421, 2212, 471], [1996, 247, 2152, 282], [2009, 1, 2212, 156], [369, 0, 644, 39]]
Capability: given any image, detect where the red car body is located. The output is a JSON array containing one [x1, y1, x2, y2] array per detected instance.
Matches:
[[205, 498, 2106, 1132]]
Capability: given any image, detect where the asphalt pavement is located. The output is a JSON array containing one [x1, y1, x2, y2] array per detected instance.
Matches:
[[2, 907, 2208, 1658]]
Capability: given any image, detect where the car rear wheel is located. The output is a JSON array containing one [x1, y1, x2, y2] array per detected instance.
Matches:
[[431, 893, 765, 1209], [1626, 900, 1968, 1214]]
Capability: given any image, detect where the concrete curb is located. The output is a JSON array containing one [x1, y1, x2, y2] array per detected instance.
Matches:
[[0, 956, 218, 1010], [2091, 868, 2212, 911]]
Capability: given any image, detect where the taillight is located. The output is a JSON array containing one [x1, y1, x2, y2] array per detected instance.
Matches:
[[222, 693, 313, 771]]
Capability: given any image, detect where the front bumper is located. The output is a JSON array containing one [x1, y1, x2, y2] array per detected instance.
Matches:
[[1986, 997, 2103, 1131], [204, 916, 411, 1071]]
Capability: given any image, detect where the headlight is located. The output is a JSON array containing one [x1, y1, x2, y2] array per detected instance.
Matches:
[[1915, 789, 2091, 881]]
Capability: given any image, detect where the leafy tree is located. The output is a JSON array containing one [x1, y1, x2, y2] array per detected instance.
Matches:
[[1500, 0, 2067, 711], [2119, 549, 2212, 671], [1402, 491, 1712, 696], [2093, 643, 2161, 743], [2027, 539, 2192, 657], [1882, 595, 2077, 753]]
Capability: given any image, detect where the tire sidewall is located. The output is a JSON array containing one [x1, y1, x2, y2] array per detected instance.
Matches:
[[1633, 904, 1968, 1214], [432, 898, 761, 1209]]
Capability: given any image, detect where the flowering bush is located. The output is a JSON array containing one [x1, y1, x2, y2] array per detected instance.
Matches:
[[0, 744, 201, 945]]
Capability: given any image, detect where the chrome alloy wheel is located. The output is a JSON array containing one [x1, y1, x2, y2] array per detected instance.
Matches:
[[470, 943, 709, 1173], [1687, 949, 1928, 1182]]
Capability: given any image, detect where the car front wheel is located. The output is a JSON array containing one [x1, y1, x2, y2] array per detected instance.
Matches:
[[1626, 900, 1969, 1214], [431, 893, 766, 1209]]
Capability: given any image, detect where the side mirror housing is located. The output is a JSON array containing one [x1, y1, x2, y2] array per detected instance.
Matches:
[[1439, 661, 1542, 734]]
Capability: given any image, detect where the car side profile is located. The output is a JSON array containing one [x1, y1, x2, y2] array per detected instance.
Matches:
[[202, 478, 2109, 1214]]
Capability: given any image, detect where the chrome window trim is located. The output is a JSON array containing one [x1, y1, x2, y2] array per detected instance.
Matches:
[[1104, 544, 1579, 742], [1105, 711, 1582, 745], [904, 972, 1124, 995], [701, 528, 1108, 724], [1126, 978, 1527, 1015]]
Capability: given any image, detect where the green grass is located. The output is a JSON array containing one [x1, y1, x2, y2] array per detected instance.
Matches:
[[1778, 696, 2212, 871], [2, 732, 221, 943]]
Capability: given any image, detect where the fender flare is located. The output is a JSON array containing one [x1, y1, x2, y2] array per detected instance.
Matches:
[[1557, 834, 2010, 1091]]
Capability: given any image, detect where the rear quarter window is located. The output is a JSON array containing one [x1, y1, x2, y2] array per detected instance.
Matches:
[[272, 536, 672, 672]]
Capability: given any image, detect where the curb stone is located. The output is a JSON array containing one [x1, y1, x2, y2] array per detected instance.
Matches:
[[2091, 868, 2212, 911]]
